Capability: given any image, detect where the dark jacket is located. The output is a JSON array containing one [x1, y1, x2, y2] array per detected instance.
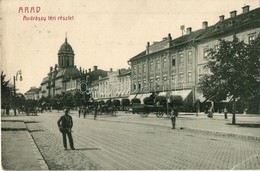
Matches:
[[57, 115, 73, 131]]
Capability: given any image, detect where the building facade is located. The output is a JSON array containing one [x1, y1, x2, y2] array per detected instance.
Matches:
[[39, 37, 82, 98], [128, 5, 260, 107], [90, 68, 131, 101], [24, 87, 40, 100]]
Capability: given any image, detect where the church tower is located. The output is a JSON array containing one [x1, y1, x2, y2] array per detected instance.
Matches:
[[58, 36, 75, 68]]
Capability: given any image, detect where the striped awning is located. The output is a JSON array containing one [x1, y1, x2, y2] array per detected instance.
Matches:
[[171, 90, 191, 100], [140, 93, 152, 104]]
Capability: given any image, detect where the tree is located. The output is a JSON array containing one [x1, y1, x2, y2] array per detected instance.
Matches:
[[1, 71, 11, 114], [199, 35, 260, 124]]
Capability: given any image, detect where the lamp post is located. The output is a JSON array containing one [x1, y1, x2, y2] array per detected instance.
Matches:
[[13, 70, 23, 116]]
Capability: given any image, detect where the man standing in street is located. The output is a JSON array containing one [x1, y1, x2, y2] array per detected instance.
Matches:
[[57, 108, 75, 150]]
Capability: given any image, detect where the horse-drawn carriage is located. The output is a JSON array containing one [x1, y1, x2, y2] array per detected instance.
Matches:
[[25, 107, 38, 116], [132, 104, 168, 118]]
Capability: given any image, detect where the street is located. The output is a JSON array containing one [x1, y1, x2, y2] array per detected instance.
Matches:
[[2, 111, 260, 170]]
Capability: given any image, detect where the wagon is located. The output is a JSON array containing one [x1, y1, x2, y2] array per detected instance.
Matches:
[[25, 107, 38, 116], [132, 104, 168, 118]]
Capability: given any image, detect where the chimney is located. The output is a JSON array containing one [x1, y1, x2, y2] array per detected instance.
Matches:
[[146, 42, 150, 55], [88, 68, 91, 73], [242, 5, 250, 13], [168, 33, 172, 40], [186, 27, 192, 34], [110, 68, 113, 72], [219, 15, 225, 21], [50, 66, 53, 72], [93, 65, 98, 71], [202, 21, 208, 29], [230, 10, 237, 18]]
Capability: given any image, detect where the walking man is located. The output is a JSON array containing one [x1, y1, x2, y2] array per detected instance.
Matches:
[[224, 107, 228, 119], [57, 108, 75, 150], [170, 105, 178, 129]]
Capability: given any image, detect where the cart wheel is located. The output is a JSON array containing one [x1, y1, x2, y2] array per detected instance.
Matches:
[[156, 112, 164, 118], [140, 113, 149, 118]]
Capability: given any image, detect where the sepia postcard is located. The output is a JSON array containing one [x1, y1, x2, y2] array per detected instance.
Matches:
[[1, 0, 260, 170]]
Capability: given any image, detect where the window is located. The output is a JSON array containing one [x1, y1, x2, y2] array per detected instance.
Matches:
[[203, 49, 208, 59], [179, 74, 184, 82], [188, 51, 192, 63], [188, 72, 192, 83], [143, 64, 146, 73], [179, 67, 184, 73], [138, 82, 141, 89], [171, 76, 176, 85], [172, 55, 176, 66], [156, 59, 160, 69], [163, 58, 167, 68], [133, 83, 136, 90], [248, 35, 255, 44], [138, 65, 141, 74], [150, 61, 154, 70], [179, 53, 184, 64], [133, 65, 137, 74]]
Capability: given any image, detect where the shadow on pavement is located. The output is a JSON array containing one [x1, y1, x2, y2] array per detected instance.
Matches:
[[29, 130, 45, 133], [25, 121, 40, 124], [75, 148, 101, 151], [227, 123, 260, 128]]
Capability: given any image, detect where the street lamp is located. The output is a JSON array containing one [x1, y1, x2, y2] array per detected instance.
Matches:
[[13, 70, 23, 116]]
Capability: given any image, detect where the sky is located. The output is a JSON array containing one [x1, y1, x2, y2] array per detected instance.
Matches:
[[1, 0, 260, 94]]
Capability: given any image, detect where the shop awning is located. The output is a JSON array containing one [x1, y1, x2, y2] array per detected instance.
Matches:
[[171, 90, 191, 100], [135, 94, 143, 99], [140, 93, 152, 104], [128, 94, 137, 100], [158, 92, 167, 97]]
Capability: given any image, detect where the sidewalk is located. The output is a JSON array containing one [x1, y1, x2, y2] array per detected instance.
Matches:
[[91, 111, 260, 140], [1, 115, 49, 170]]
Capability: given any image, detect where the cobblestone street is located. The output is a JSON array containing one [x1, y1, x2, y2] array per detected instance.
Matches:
[[2, 111, 260, 170]]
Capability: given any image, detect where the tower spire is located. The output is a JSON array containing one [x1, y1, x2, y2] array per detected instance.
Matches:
[[65, 32, 67, 43]]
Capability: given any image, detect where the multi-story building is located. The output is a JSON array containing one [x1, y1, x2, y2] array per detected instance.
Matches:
[[90, 68, 131, 101], [128, 5, 260, 108], [24, 87, 40, 100], [196, 5, 260, 101], [39, 37, 82, 98]]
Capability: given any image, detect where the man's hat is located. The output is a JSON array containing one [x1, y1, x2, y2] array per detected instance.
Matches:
[[64, 108, 69, 113]]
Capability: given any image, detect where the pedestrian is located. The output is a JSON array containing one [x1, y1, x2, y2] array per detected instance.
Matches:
[[94, 105, 98, 120], [57, 108, 75, 150], [170, 105, 178, 129], [83, 106, 88, 119], [224, 107, 228, 119], [78, 106, 81, 118]]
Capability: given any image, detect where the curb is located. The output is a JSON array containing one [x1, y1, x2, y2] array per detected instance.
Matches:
[[94, 117, 260, 142], [2, 120, 49, 170], [178, 127, 260, 142]]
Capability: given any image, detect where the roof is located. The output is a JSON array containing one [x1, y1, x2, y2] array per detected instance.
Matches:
[[197, 7, 260, 41], [118, 68, 131, 76], [40, 76, 49, 85], [25, 87, 40, 95], [129, 7, 260, 62], [58, 38, 74, 55], [56, 67, 82, 79]]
